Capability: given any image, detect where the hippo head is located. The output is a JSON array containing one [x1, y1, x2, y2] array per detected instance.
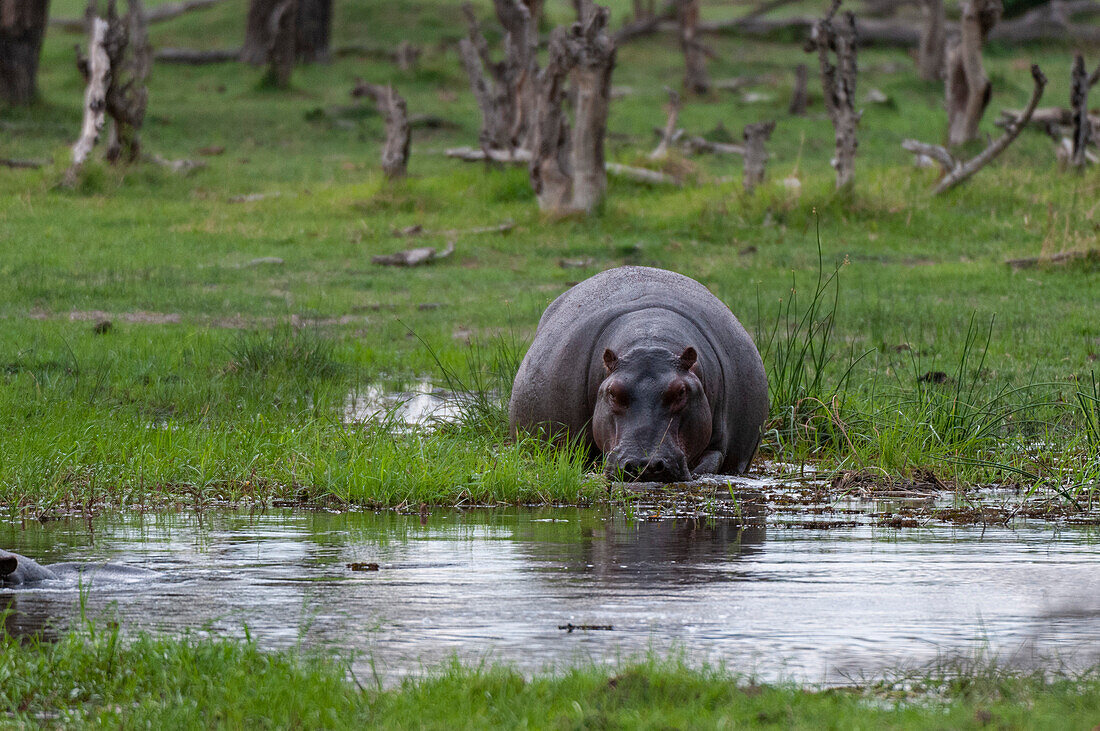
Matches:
[[0, 551, 16, 577], [592, 345, 712, 482]]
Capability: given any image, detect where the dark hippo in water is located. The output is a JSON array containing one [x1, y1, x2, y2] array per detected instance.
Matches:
[[1, 549, 157, 588], [509, 266, 768, 481]]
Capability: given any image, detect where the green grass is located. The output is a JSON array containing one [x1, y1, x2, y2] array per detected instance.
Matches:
[[2, 622, 1099, 729], [1, 0, 1099, 510]]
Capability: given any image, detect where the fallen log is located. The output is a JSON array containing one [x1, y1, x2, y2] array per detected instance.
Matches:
[[605, 162, 679, 185], [0, 158, 48, 169], [154, 47, 240, 64], [446, 146, 681, 186], [51, 0, 228, 32], [684, 136, 745, 155], [1005, 249, 1098, 269], [902, 64, 1047, 194], [373, 241, 455, 267]]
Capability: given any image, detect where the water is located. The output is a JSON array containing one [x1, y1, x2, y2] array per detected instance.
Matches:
[[3, 493, 1098, 685]]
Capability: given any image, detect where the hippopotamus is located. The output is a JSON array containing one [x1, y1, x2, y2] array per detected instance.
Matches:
[[509, 266, 768, 482], [1, 548, 157, 588]]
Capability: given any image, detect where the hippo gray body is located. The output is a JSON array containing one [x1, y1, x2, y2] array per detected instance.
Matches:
[[1, 549, 157, 588], [509, 266, 768, 479]]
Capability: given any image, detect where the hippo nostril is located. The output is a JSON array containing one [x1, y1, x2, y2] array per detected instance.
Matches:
[[651, 459, 667, 474]]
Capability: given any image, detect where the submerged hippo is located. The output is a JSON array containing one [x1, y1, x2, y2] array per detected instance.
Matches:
[[509, 266, 768, 482], [1, 549, 157, 588]]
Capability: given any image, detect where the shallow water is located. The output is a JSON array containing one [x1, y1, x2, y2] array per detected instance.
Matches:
[[3, 497, 1098, 685]]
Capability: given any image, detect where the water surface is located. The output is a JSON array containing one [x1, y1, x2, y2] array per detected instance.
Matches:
[[3, 501, 1098, 684]]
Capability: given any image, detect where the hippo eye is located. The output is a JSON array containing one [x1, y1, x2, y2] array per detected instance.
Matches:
[[607, 383, 630, 407], [665, 382, 687, 411]]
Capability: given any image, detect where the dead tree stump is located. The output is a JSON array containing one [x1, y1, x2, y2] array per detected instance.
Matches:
[[811, 2, 860, 190], [917, 0, 945, 81], [458, 1, 537, 154], [529, 0, 616, 215], [788, 63, 808, 115], [1070, 54, 1100, 170], [742, 120, 776, 192], [945, 0, 1001, 146], [0, 0, 51, 105], [678, 0, 709, 94], [97, 0, 150, 163], [357, 81, 410, 180], [64, 17, 110, 186]]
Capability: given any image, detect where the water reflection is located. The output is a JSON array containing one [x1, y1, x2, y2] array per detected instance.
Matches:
[[2, 509, 1098, 684]]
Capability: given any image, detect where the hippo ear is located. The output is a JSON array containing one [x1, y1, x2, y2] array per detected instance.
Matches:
[[603, 348, 619, 373], [679, 347, 697, 371]]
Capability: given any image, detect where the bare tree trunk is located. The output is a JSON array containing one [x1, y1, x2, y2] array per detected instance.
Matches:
[[263, 0, 296, 88], [811, 2, 860, 190], [295, 0, 330, 63], [529, 0, 615, 215], [945, 0, 1001, 146], [917, 0, 945, 81], [357, 82, 410, 179], [1070, 54, 1100, 170], [788, 63, 807, 115], [742, 120, 775, 192], [678, 0, 708, 94], [64, 17, 109, 186], [569, 7, 615, 211], [0, 0, 51, 105], [458, 1, 537, 153], [100, 0, 150, 163], [243, 0, 298, 75]]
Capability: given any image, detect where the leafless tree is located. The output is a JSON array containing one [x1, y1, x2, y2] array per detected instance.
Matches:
[[678, 0, 709, 94], [0, 0, 51, 105], [529, 0, 616, 214], [945, 0, 1001, 146], [917, 0, 945, 81], [1070, 54, 1100, 170], [809, 1, 860, 190]]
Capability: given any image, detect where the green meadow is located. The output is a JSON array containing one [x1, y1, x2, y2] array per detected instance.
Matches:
[[1, 0, 1098, 510]]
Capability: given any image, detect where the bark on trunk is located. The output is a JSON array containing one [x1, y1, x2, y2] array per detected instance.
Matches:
[[295, 0, 330, 63], [742, 120, 775, 192], [946, 0, 1001, 146], [0, 0, 51, 106], [788, 63, 807, 115], [529, 0, 615, 215], [917, 0, 945, 81], [678, 0, 708, 94], [358, 82, 410, 180], [1070, 54, 1100, 170], [811, 2, 860, 190], [64, 17, 109, 186], [242, 0, 276, 64]]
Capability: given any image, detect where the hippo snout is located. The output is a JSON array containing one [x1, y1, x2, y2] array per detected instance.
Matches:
[[605, 450, 691, 483]]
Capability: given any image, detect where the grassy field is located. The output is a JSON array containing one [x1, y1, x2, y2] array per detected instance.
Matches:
[[2, 621, 1098, 729], [1, 0, 1099, 512]]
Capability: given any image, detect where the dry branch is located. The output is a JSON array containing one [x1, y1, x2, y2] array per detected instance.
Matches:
[[605, 162, 678, 185], [685, 136, 745, 155], [372, 241, 455, 267], [614, 0, 675, 42], [356, 80, 411, 179], [649, 88, 681, 160], [51, 0, 227, 32], [742, 120, 775, 192], [0, 158, 48, 169], [810, 1, 860, 190], [1005, 249, 1098, 269], [903, 64, 1046, 194]]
